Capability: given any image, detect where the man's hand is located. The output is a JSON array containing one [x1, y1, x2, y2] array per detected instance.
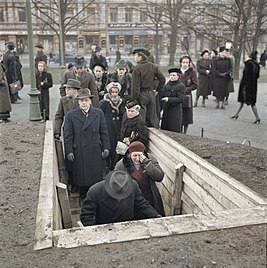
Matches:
[[67, 153, 75, 161], [102, 149, 109, 159]]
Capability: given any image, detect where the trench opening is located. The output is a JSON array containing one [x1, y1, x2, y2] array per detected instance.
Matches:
[[34, 121, 267, 250]]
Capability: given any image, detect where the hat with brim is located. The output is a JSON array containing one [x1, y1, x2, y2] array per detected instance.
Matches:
[[116, 59, 127, 69], [106, 82, 122, 93], [76, 88, 94, 99], [104, 170, 133, 200], [132, 47, 150, 58], [63, 78, 81, 89], [74, 56, 86, 68], [7, 42, 15, 50], [168, 68, 180, 74], [34, 44, 44, 49]]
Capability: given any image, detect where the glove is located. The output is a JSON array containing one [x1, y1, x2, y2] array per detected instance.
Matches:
[[102, 149, 109, 159], [67, 153, 75, 161], [54, 133, 61, 140], [140, 157, 151, 168]]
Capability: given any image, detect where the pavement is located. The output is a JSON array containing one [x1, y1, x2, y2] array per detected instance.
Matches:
[[7, 81, 267, 150]]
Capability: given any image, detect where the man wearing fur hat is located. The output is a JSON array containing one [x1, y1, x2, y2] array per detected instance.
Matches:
[[34, 43, 47, 68], [98, 82, 125, 170], [80, 170, 160, 226], [60, 56, 99, 106], [131, 48, 165, 128], [63, 88, 110, 198]]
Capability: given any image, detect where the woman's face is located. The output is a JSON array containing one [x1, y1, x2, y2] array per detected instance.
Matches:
[[130, 152, 144, 164], [94, 66, 104, 78], [116, 67, 126, 76], [169, 72, 179, 81], [126, 107, 139, 118], [78, 97, 91, 110], [38, 63, 45, 72], [181, 58, 190, 69], [202, 52, 209, 60], [110, 88, 119, 98]]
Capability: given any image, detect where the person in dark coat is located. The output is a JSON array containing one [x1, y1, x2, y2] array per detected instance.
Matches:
[[14, 51, 24, 101], [259, 50, 266, 68], [120, 99, 149, 148], [3, 42, 18, 104], [212, 47, 231, 109], [160, 68, 186, 133], [60, 56, 99, 107], [36, 61, 53, 120], [195, 50, 211, 107], [34, 43, 47, 68], [0, 51, 12, 123], [89, 46, 108, 70], [98, 82, 125, 171], [177, 56, 198, 134], [92, 63, 108, 101], [80, 170, 160, 226], [231, 51, 261, 124], [115, 141, 165, 216], [131, 48, 166, 128], [63, 88, 111, 198]]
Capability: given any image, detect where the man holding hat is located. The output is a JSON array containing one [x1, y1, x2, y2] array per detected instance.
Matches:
[[34, 43, 47, 68], [131, 47, 165, 128], [80, 170, 160, 226], [63, 88, 110, 198], [60, 56, 99, 107]]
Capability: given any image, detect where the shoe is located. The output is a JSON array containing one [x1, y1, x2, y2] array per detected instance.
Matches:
[[220, 105, 225, 109], [253, 119, 260, 124], [3, 119, 11, 123], [231, 115, 238, 120]]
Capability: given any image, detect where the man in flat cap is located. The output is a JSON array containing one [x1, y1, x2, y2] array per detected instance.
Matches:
[[131, 47, 165, 128], [60, 56, 99, 106], [80, 170, 161, 226], [34, 43, 47, 68]]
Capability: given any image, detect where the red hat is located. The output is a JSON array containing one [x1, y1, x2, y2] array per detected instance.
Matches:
[[128, 141, 145, 153]]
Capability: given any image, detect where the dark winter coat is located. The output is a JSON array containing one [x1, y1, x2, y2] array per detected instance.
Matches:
[[89, 54, 108, 70], [196, 58, 212, 96], [35, 50, 47, 68], [177, 68, 198, 125], [3, 50, 17, 84], [94, 72, 108, 100], [54, 96, 79, 134], [115, 152, 165, 216], [63, 107, 110, 187], [36, 71, 53, 119], [160, 80, 186, 133], [238, 59, 260, 106], [212, 57, 231, 100], [98, 94, 125, 152], [120, 114, 149, 147], [80, 179, 159, 226]]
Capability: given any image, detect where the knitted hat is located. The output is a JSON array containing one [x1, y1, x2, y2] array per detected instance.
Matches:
[[106, 82, 122, 92], [128, 141, 145, 153]]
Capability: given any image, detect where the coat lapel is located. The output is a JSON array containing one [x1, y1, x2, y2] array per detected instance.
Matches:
[[82, 108, 97, 130]]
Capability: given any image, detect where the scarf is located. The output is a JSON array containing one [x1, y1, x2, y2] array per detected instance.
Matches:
[[180, 67, 189, 74]]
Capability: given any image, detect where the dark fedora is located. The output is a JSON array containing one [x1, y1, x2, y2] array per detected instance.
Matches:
[[74, 56, 86, 68], [6, 42, 15, 50], [95, 46, 102, 53], [34, 44, 44, 49], [132, 47, 150, 57], [63, 79, 81, 89], [76, 88, 94, 99], [104, 170, 133, 200], [168, 68, 180, 74]]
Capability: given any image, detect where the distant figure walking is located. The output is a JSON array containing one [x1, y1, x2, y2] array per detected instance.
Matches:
[[231, 51, 261, 124], [259, 50, 266, 69]]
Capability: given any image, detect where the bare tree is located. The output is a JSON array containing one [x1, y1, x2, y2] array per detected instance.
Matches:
[[31, 0, 96, 64]]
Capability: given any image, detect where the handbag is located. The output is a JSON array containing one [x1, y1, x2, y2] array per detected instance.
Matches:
[[182, 94, 192, 108], [116, 141, 128, 155], [9, 80, 22, 94]]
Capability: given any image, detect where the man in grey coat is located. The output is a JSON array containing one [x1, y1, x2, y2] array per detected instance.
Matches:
[[63, 88, 110, 198], [80, 170, 160, 226]]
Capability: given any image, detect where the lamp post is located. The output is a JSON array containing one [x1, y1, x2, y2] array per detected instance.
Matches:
[[26, 0, 42, 121], [58, 0, 65, 74]]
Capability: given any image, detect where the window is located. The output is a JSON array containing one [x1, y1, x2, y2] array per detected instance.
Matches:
[[0, 7, 4, 22], [140, 11, 147, 22], [110, 8, 118, 22], [18, 8, 26, 22], [87, 7, 95, 20], [125, 8, 132, 22]]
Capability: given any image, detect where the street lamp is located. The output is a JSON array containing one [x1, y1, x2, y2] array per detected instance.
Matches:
[[26, 0, 42, 121]]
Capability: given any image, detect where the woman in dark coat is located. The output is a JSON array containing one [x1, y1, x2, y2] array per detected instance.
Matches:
[[0, 51, 12, 123], [195, 50, 212, 107], [98, 82, 125, 170], [160, 68, 186, 133], [63, 88, 111, 198], [231, 51, 261, 124], [177, 56, 198, 134], [36, 61, 53, 120], [120, 99, 149, 148], [92, 63, 108, 101], [115, 141, 165, 216]]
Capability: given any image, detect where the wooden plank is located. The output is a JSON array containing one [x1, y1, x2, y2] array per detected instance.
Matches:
[[52, 206, 267, 249], [55, 139, 68, 184], [56, 182, 72, 229], [183, 173, 225, 212], [34, 121, 54, 250], [181, 192, 202, 214], [149, 128, 267, 206], [157, 183, 173, 215]]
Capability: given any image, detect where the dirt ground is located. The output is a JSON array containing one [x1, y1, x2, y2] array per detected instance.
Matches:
[[0, 122, 266, 268]]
